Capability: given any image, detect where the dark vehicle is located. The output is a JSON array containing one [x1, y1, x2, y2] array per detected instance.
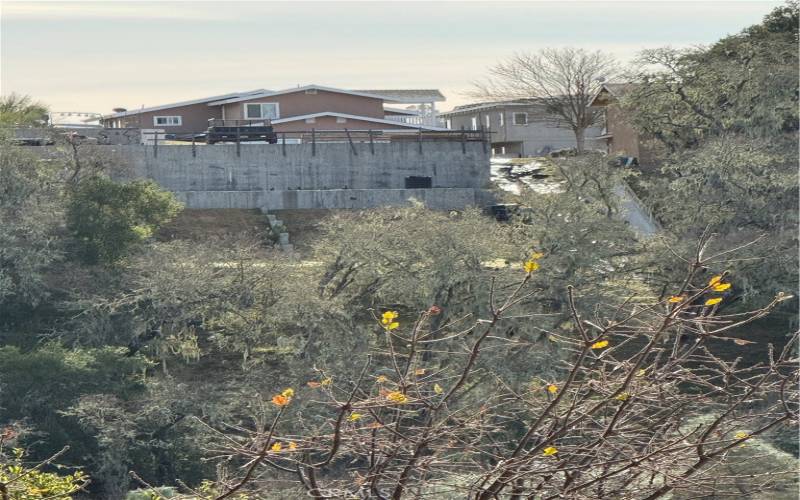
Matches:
[[206, 118, 278, 144]]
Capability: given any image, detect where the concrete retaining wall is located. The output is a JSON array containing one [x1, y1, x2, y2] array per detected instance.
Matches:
[[98, 141, 490, 210], [176, 188, 481, 210]]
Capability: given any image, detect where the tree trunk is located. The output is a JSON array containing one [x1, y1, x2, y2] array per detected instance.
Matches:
[[574, 127, 586, 154]]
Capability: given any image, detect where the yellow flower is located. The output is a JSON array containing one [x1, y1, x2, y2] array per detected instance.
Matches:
[[709, 275, 723, 287], [542, 446, 558, 456], [376, 375, 388, 384], [271, 442, 282, 452], [615, 392, 630, 401], [348, 412, 364, 422], [385, 321, 400, 330], [271, 394, 289, 407], [530, 251, 545, 260], [523, 260, 540, 273], [320, 377, 332, 387], [705, 297, 723, 306], [668, 295, 684, 303], [288, 442, 297, 451], [734, 431, 750, 440], [636, 369, 647, 377], [381, 311, 399, 324], [415, 368, 426, 376], [546, 384, 558, 394], [590, 340, 609, 350], [386, 391, 409, 404], [712, 283, 731, 292], [433, 383, 444, 394], [281, 388, 295, 398]]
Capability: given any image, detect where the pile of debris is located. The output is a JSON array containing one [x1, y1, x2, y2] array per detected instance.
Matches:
[[490, 157, 565, 195]]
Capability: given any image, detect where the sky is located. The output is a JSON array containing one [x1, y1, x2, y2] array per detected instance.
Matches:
[[0, 0, 783, 113]]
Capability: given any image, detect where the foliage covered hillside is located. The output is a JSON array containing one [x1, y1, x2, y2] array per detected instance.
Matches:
[[0, 4, 798, 499]]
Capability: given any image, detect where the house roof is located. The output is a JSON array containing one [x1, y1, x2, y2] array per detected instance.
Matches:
[[102, 89, 268, 119], [440, 100, 539, 116], [588, 83, 637, 107], [271, 111, 448, 130], [207, 85, 430, 106], [353, 89, 445, 103]]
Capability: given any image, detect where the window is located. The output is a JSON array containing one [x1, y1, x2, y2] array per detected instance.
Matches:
[[336, 117, 347, 123], [154, 116, 181, 126], [484, 115, 490, 129], [244, 103, 279, 120], [513, 112, 528, 126], [445, 118, 452, 129], [470, 116, 478, 131], [499, 112, 504, 127], [305, 89, 318, 95], [305, 117, 316, 124]]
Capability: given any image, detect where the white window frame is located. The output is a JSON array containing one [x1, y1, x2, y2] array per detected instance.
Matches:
[[470, 116, 478, 131], [305, 89, 318, 95], [153, 115, 182, 126], [445, 118, 452, 129], [243, 102, 280, 120], [499, 112, 504, 127], [484, 115, 490, 129], [305, 117, 316, 124], [513, 112, 528, 126], [336, 117, 347, 123]]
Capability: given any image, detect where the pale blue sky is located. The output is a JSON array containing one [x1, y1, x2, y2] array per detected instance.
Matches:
[[0, 0, 783, 113]]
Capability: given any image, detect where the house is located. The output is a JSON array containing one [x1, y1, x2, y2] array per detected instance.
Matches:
[[101, 85, 446, 138], [588, 83, 655, 165], [439, 100, 602, 157]]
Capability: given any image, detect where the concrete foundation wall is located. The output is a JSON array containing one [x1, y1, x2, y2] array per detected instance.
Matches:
[[97, 141, 489, 210]]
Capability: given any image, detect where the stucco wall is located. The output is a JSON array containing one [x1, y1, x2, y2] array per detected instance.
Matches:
[[221, 90, 385, 121]]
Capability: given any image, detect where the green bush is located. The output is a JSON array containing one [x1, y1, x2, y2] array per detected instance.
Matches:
[[66, 177, 182, 264]]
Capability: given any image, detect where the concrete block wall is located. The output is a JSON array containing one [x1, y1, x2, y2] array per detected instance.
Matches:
[[67, 142, 491, 210]]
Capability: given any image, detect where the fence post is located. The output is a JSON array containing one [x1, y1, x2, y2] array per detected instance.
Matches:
[[153, 131, 158, 158], [345, 128, 357, 156], [369, 129, 374, 155], [418, 127, 423, 155], [282, 132, 286, 157], [481, 126, 487, 154], [460, 126, 466, 155], [312, 128, 316, 156], [191, 136, 196, 157], [236, 126, 241, 157]]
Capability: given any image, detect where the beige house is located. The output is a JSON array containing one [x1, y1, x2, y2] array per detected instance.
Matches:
[[588, 83, 656, 165], [102, 85, 446, 137]]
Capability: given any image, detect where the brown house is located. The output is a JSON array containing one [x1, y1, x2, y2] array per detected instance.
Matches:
[[589, 83, 656, 165], [102, 85, 446, 137]]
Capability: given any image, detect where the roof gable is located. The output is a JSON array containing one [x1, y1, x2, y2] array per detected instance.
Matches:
[[103, 89, 267, 118], [207, 85, 393, 106]]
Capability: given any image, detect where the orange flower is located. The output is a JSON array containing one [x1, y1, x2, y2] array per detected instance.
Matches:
[[272, 394, 289, 407]]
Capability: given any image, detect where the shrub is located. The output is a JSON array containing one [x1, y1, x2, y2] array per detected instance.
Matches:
[[66, 177, 182, 264]]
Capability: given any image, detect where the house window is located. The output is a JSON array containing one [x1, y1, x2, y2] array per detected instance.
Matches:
[[513, 113, 528, 126], [154, 116, 181, 126], [499, 112, 504, 127], [305, 89, 318, 95], [244, 103, 279, 120], [336, 117, 347, 123], [305, 117, 316, 124], [470, 116, 478, 131], [445, 118, 452, 129], [484, 115, 490, 129]]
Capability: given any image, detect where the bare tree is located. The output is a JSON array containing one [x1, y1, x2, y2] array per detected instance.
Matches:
[[472, 48, 619, 153], [184, 234, 798, 500]]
